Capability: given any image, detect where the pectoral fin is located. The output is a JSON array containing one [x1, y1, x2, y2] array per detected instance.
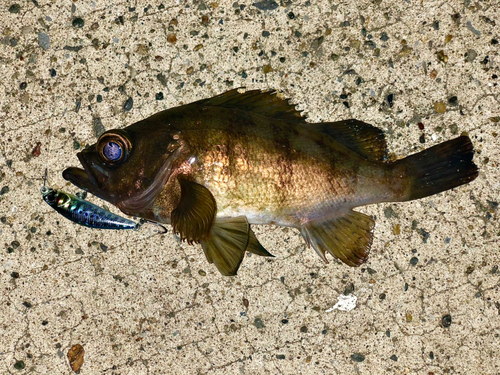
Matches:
[[301, 211, 375, 267], [171, 179, 217, 244], [200, 217, 274, 276]]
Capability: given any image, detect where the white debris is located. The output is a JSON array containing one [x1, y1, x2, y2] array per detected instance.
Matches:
[[326, 294, 357, 312]]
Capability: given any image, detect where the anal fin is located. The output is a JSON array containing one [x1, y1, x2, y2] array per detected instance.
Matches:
[[200, 217, 274, 276], [301, 211, 375, 267], [246, 228, 274, 257]]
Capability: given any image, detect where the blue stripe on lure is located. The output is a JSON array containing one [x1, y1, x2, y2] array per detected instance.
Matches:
[[41, 169, 138, 230]]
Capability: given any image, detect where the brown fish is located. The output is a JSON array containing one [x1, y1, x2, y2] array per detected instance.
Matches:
[[63, 89, 478, 275]]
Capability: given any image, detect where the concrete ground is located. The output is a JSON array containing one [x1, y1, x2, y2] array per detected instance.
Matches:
[[1, 0, 499, 374]]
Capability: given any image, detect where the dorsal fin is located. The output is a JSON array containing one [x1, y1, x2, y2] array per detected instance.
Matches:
[[313, 119, 388, 161], [199, 89, 306, 122]]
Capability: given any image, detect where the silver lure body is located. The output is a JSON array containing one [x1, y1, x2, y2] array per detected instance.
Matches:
[[41, 185, 138, 230]]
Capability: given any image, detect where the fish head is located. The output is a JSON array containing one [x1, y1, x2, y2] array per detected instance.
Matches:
[[63, 124, 182, 212]]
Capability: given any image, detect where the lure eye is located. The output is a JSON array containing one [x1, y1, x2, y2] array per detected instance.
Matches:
[[45, 191, 57, 205], [97, 130, 132, 165]]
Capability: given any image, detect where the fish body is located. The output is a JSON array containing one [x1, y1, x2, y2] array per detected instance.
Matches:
[[63, 89, 478, 275], [41, 177, 138, 230]]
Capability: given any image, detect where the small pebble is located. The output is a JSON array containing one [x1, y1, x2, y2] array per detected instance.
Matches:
[[155, 92, 164, 100], [72, 17, 84, 28], [351, 353, 365, 362], [253, 0, 279, 11], [434, 102, 446, 113], [123, 97, 133, 111], [466, 49, 477, 62], [442, 314, 452, 328], [410, 257, 419, 266], [9, 4, 21, 13], [167, 34, 177, 43], [38, 32, 50, 50], [19, 82, 27, 90], [253, 317, 265, 329], [14, 361, 25, 370], [448, 96, 458, 106], [390, 354, 398, 361]]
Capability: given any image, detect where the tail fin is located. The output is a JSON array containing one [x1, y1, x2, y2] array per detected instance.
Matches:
[[399, 136, 478, 201]]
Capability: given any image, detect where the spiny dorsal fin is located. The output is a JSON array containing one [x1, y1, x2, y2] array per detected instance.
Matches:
[[313, 119, 388, 161], [200, 89, 306, 122], [301, 210, 375, 267]]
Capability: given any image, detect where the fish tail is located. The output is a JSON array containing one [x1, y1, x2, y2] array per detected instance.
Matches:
[[397, 135, 478, 201]]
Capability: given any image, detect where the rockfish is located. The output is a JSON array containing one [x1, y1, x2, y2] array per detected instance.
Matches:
[[63, 89, 478, 275]]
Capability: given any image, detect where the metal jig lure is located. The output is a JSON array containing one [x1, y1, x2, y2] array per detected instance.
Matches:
[[41, 169, 138, 230]]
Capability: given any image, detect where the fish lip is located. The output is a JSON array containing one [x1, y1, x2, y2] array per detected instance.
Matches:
[[62, 152, 98, 192]]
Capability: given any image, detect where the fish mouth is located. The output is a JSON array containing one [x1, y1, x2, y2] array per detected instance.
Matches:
[[62, 153, 108, 198]]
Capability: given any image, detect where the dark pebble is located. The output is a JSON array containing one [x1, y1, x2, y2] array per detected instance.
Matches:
[[281, 319, 288, 324], [300, 325, 308, 333], [11, 240, 20, 248], [14, 361, 25, 370], [344, 282, 355, 295], [390, 354, 398, 361], [155, 92, 164, 100], [432, 20, 439, 30], [492, 39, 499, 45], [73, 139, 81, 149], [72, 17, 84, 28], [19, 82, 27, 90], [50, 68, 56, 77], [418, 122, 425, 130], [429, 351, 434, 359], [262, 30, 270, 37], [279, 57, 286, 63], [11, 271, 20, 278], [295, 30, 302, 38], [96, 94, 103, 103], [0, 186, 9, 195], [448, 96, 458, 106], [380, 32, 389, 41], [379, 293, 386, 300], [123, 97, 133, 111], [41, 320, 48, 325], [386, 93, 394, 107], [342, 101, 349, 108], [288, 12, 295, 19], [23, 301, 32, 308], [9, 4, 21, 13], [30, 227, 36, 233], [410, 257, 418, 266], [351, 353, 365, 362], [253, 0, 278, 11], [322, 329, 327, 334], [442, 314, 452, 328], [419, 134, 425, 143], [99, 243, 108, 252], [276, 354, 286, 359]]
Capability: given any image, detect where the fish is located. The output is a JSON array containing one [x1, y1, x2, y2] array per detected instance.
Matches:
[[62, 89, 478, 276], [41, 169, 138, 230]]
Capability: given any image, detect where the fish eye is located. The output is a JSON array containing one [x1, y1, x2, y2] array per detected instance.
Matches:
[[103, 141, 122, 161], [97, 130, 132, 165]]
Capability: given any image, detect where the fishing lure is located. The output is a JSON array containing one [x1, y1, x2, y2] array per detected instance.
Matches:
[[41, 169, 138, 230]]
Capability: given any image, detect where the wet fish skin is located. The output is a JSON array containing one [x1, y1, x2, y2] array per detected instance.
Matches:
[[63, 89, 478, 275]]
